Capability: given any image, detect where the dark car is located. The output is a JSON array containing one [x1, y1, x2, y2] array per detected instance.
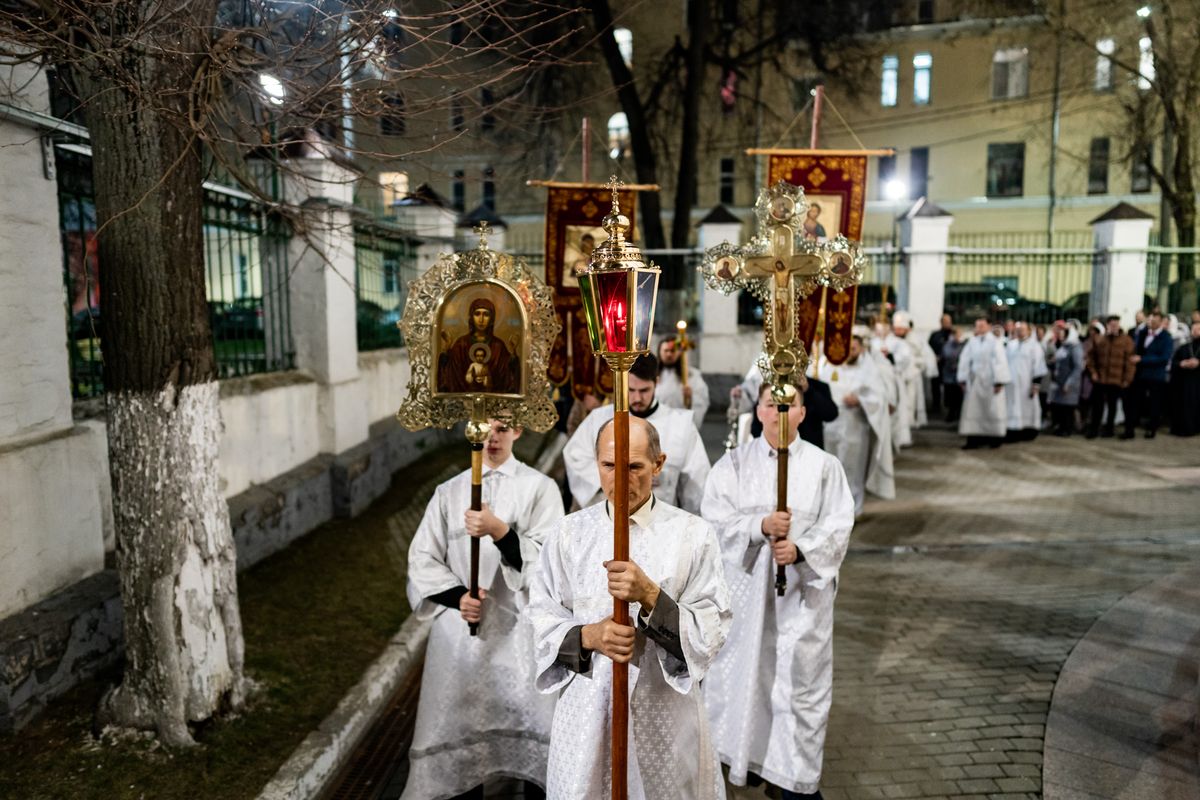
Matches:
[[943, 283, 1061, 324], [1060, 291, 1157, 322], [209, 298, 264, 340]]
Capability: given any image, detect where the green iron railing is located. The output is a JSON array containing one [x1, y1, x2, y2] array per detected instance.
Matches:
[[354, 221, 419, 351]]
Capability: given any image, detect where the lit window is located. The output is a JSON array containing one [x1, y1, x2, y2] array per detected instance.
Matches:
[[992, 48, 1028, 99], [1095, 38, 1115, 91], [614, 28, 633, 66], [913, 52, 932, 105], [881, 55, 898, 107], [379, 171, 409, 209], [608, 112, 630, 159], [1138, 36, 1155, 89]]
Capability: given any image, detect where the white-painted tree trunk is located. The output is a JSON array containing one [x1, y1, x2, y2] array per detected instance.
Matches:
[[100, 381, 245, 747]]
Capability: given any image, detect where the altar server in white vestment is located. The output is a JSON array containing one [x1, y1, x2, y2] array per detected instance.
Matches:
[[957, 317, 1012, 449], [878, 312, 920, 441], [656, 337, 711, 428], [403, 419, 562, 800], [1005, 321, 1048, 442], [865, 329, 903, 451], [702, 383, 855, 800], [563, 354, 710, 513], [819, 336, 895, 514], [530, 416, 731, 800]]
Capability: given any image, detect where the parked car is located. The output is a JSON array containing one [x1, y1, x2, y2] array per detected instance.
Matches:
[[209, 298, 264, 340], [1060, 291, 1157, 322], [943, 283, 1061, 324]]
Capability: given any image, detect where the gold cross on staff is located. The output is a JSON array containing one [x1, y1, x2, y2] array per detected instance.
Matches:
[[474, 220, 491, 249], [606, 175, 624, 213], [743, 222, 822, 353]]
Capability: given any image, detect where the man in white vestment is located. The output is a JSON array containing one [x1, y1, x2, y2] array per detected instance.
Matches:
[[403, 420, 564, 800], [819, 335, 895, 515], [563, 354, 710, 513], [957, 317, 1012, 450], [530, 417, 732, 800], [865, 327, 903, 451], [702, 382, 855, 800], [878, 312, 919, 439], [1005, 321, 1048, 442], [656, 337, 710, 428]]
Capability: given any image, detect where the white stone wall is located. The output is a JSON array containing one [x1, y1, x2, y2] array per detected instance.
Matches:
[[358, 348, 412, 425], [217, 375, 323, 498]]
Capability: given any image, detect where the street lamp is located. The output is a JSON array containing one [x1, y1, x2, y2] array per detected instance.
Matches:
[[576, 177, 659, 800], [1137, 5, 1152, 19]]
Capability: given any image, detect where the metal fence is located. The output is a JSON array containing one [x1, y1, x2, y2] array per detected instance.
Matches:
[[354, 221, 419, 351], [56, 146, 294, 397]]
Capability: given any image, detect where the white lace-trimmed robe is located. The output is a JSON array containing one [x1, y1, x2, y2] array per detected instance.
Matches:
[[880, 334, 917, 441], [819, 357, 895, 514], [701, 437, 855, 795], [1005, 337, 1048, 432], [656, 366, 711, 429], [402, 458, 563, 799], [957, 332, 1012, 438], [867, 346, 905, 450], [529, 502, 732, 800], [563, 404, 711, 514]]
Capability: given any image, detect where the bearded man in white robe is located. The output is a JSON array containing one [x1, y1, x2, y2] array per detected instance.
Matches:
[[530, 416, 731, 799], [403, 419, 563, 800], [702, 381, 855, 800], [656, 337, 710, 428], [878, 312, 919, 440], [1005, 321, 1048, 442], [957, 317, 1012, 450], [819, 335, 895, 515], [865, 326, 903, 451], [563, 354, 710, 513]]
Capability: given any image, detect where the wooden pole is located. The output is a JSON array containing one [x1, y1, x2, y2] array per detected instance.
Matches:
[[468, 442, 483, 636], [810, 85, 825, 149], [611, 368, 630, 800], [775, 402, 789, 596], [582, 117, 591, 184]]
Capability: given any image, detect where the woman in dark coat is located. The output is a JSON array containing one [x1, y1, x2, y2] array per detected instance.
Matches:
[[1168, 322, 1200, 437]]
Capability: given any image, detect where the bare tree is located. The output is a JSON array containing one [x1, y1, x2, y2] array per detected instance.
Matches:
[[0, 0, 574, 745]]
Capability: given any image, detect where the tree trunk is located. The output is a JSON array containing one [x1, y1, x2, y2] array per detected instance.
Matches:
[[588, 0, 667, 253], [1170, 127, 1197, 312], [77, 4, 246, 747], [670, 0, 710, 258]]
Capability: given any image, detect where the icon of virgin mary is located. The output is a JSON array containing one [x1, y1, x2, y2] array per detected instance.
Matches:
[[436, 296, 519, 394]]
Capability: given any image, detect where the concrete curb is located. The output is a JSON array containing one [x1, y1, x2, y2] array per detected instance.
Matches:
[[255, 613, 431, 800]]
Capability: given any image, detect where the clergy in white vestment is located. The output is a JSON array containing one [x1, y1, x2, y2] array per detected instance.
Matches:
[[403, 419, 562, 800], [530, 416, 732, 800], [1005, 321, 1049, 442], [702, 382, 855, 800], [877, 313, 920, 445], [957, 317, 1012, 449], [865, 327, 903, 451], [656, 337, 711, 428], [819, 335, 895, 515], [563, 354, 711, 513]]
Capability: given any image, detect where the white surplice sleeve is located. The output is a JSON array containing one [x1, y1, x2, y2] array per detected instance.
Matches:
[[529, 522, 586, 693], [701, 450, 767, 570], [992, 338, 1012, 384], [406, 485, 462, 621], [790, 453, 855, 581], [674, 424, 712, 515], [562, 409, 606, 509], [690, 369, 712, 429], [498, 472, 565, 593]]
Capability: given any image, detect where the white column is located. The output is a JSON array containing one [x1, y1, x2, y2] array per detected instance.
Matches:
[[1090, 206, 1155, 329], [283, 158, 369, 455], [697, 215, 755, 373], [899, 200, 953, 336]]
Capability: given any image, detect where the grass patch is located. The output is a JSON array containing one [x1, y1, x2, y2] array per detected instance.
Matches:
[[0, 443, 478, 800]]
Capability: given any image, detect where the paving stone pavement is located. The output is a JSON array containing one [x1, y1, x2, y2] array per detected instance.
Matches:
[[727, 423, 1200, 800]]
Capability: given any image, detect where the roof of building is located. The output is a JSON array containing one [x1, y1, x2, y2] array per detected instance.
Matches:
[[902, 196, 952, 219], [395, 183, 451, 208], [1090, 202, 1156, 224], [697, 204, 743, 225], [457, 203, 508, 228]]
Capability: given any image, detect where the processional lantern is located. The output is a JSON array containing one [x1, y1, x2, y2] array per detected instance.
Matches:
[[702, 181, 866, 595], [577, 176, 659, 800], [397, 222, 559, 635]]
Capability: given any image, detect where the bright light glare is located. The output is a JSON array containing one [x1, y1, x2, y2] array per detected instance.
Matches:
[[884, 178, 908, 201], [1137, 5, 1151, 18], [383, 8, 399, 18], [259, 74, 285, 105]]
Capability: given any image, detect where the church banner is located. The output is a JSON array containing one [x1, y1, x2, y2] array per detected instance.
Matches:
[[823, 286, 858, 365], [544, 185, 637, 400]]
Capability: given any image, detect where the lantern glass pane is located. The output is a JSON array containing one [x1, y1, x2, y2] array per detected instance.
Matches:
[[633, 269, 658, 351], [594, 270, 631, 352], [577, 273, 604, 352]]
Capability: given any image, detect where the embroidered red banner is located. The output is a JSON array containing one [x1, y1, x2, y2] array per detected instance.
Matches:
[[767, 153, 868, 242], [823, 287, 858, 365]]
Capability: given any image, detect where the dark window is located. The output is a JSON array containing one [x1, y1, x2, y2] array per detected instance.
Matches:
[[986, 143, 1025, 197], [480, 88, 495, 133], [1131, 145, 1153, 193], [1087, 137, 1109, 194], [719, 157, 735, 205], [381, 94, 405, 136], [451, 100, 464, 132], [878, 152, 897, 199], [482, 166, 495, 208], [383, 255, 399, 293], [917, 0, 935, 23], [452, 170, 465, 211], [909, 146, 929, 200], [721, 0, 738, 26], [450, 20, 464, 45]]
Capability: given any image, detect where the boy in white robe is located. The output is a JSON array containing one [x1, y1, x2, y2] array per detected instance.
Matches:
[[403, 419, 563, 800], [1004, 321, 1048, 442], [656, 337, 711, 428], [957, 317, 1012, 449], [530, 416, 731, 800], [819, 335, 895, 515], [563, 354, 710, 513], [702, 382, 855, 800]]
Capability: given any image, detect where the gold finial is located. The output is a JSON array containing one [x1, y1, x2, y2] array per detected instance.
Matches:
[[607, 175, 623, 214], [474, 220, 491, 249], [602, 176, 629, 244]]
